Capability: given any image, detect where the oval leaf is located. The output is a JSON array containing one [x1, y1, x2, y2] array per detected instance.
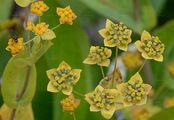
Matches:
[[41, 29, 56, 40]]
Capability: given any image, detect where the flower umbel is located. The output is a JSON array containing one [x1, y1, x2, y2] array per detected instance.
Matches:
[[99, 19, 132, 51], [83, 46, 112, 67], [30, 1, 49, 16], [135, 30, 165, 62], [6, 37, 24, 55], [46, 61, 81, 95], [118, 72, 152, 107], [85, 85, 123, 119], [56, 6, 77, 25], [122, 51, 143, 70], [27, 20, 48, 36], [61, 94, 80, 113]]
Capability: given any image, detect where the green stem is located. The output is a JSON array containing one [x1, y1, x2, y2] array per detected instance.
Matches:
[[112, 48, 118, 88], [24, 37, 35, 45], [39, 17, 41, 23], [51, 24, 61, 30], [73, 91, 84, 97], [153, 84, 166, 101], [100, 66, 105, 78], [137, 60, 146, 73], [73, 112, 77, 120]]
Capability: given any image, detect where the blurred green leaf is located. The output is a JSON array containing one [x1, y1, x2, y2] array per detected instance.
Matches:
[[41, 29, 56, 40], [0, 0, 13, 22], [151, 0, 167, 14], [154, 20, 174, 47], [1, 54, 36, 108], [149, 107, 174, 120], [78, 0, 157, 33]]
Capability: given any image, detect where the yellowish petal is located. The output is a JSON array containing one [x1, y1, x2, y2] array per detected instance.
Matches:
[[135, 41, 143, 53], [71, 69, 82, 83], [101, 107, 115, 119], [154, 55, 163, 62], [141, 30, 151, 41], [118, 45, 128, 51], [143, 84, 152, 94], [90, 105, 100, 112], [142, 52, 152, 60], [46, 68, 56, 80], [98, 59, 110, 67], [62, 87, 73, 95], [106, 19, 114, 28], [47, 81, 58, 92], [104, 39, 116, 47], [129, 72, 143, 84], [83, 58, 96, 65], [136, 96, 147, 106], [127, 29, 132, 36], [98, 29, 108, 38], [57, 61, 71, 70], [107, 49, 112, 58], [85, 93, 94, 105], [117, 83, 126, 95], [123, 101, 133, 107], [95, 85, 104, 92]]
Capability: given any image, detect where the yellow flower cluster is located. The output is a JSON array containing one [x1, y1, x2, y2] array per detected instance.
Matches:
[[99, 19, 132, 51], [46, 61, 81, 95], [167, 61, 174, 78], [61, 95, 80, 113], [30, 1, 49, 16], [122, 51, 143, 70], [83, 46, 112, 67], [6, 37, 24, 55], [56, 6, 77, 25], [164, 97, 174, 108], [118, 72, 152, 107], [85, 85, 123, 119], [135, 31, 165, 62], [27, 20, 48, 36]]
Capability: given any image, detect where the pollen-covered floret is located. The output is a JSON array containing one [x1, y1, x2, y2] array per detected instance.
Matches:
[[135, 30, 165, 62], [46, 61, 81, 95], [99, 19, 132, 51], [30, 1, 49, 16], [85, 85, 123, 119], [6, 37, 24, 55], [56, 6, 77, 25], [26, 20, 34, 31], [33, 22, 48, 36], [61, 95, 80, 113], [83, 46, 112, 67], [118, 72, 152, 107]]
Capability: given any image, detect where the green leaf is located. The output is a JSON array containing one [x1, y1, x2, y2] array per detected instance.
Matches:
[[154, 20, 174, 47], [1, 54, 37, 108], [14, 0, 35, 7], [151, 0, 167, 14], [0, 0, 13, 22], [149, 107, 174, 120], [78, 0, 157, 33], [41, 29, 56, 40]]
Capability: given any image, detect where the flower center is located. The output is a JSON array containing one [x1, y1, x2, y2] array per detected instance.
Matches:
[[124, 81, 145, 103], [141, 36, 164, 57]]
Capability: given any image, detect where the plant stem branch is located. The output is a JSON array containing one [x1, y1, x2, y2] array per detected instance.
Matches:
[[73, 91, 84, 97], [137, 60, 146, 73], [100, 66, 105, 78], [133, 0, 140, 22], [112, 48, 118, 88], [51, 24, 61, 30], [9, 109, 16, 120], [73, 112, 77, 120]]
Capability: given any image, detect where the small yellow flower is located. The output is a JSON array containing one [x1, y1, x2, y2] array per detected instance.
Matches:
[[135, 30, 165, 62], [46, 61, 81, 95], [61, 94, 80, 113], [6, 37, 24, 55], [26, 20, 34, 31], [30, 1, 49, 16], [164, 97, 174, 108], [99, 19, 132, 51], [122, 51, 143, 70], [85, 85, 123, 119], [83, 46, 112, 67], [131, 103, 161, 120], [118, 72, 152, 107], [56, 6, 77, 25], [167, 61, 174, 78], [33, 22, 48, 36]]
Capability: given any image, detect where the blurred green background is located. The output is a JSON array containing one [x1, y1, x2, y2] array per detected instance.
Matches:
[[1, 0, 174, 120]]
